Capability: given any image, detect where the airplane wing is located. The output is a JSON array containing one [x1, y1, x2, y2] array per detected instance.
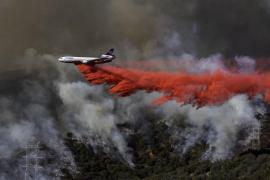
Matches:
[[82, 57, 100, 64], [86, 57, 100, 61]]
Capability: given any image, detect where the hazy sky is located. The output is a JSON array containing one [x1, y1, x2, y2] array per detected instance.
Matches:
[[0, 0, 270, 57], [1, 0, 270, 66]]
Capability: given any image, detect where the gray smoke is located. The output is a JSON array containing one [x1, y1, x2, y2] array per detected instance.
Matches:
[[0, 50, 78, 179], [160, 95, 263, 161], [235, 56, 256, 73], [58, 82, 134, 167]]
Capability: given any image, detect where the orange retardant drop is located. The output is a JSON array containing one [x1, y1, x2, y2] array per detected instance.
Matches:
[[76, 64, 270, 107]]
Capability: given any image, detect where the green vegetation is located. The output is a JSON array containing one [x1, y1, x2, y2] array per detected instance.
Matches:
[[62, 120, 270, 180]]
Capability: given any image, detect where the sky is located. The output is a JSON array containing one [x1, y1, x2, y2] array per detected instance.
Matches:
[[1, 0, 270, 64]]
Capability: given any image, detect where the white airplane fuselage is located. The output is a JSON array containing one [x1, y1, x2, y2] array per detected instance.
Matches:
[[58, 49, 115, 65], [58, 55, 114, 65]]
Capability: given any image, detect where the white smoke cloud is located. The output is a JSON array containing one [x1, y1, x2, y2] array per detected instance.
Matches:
[[0, 92, 75, 179], [193, 54, 226, 73], [0, 49, 78, 179], [58, 82, 134, 167], [161, 94, 263, 161], [235, 56, 256, 73]]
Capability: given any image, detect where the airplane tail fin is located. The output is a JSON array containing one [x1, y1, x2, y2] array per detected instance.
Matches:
[[105, 48, 114, 55]]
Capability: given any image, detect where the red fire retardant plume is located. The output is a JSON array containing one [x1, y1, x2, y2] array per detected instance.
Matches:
[[76, 64, 270, 107]]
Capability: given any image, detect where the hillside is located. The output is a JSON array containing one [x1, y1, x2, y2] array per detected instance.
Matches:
[[62, 117, 270, 179]]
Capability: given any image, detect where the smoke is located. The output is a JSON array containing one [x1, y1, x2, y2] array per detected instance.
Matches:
[[57, 82, 134, 166], [235, 56, 256, 73], [0, 49, 81, 179], [161, 95, 263, 161]]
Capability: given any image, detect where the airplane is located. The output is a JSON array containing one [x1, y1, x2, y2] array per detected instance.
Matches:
[[58, 48, 115, 65]]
